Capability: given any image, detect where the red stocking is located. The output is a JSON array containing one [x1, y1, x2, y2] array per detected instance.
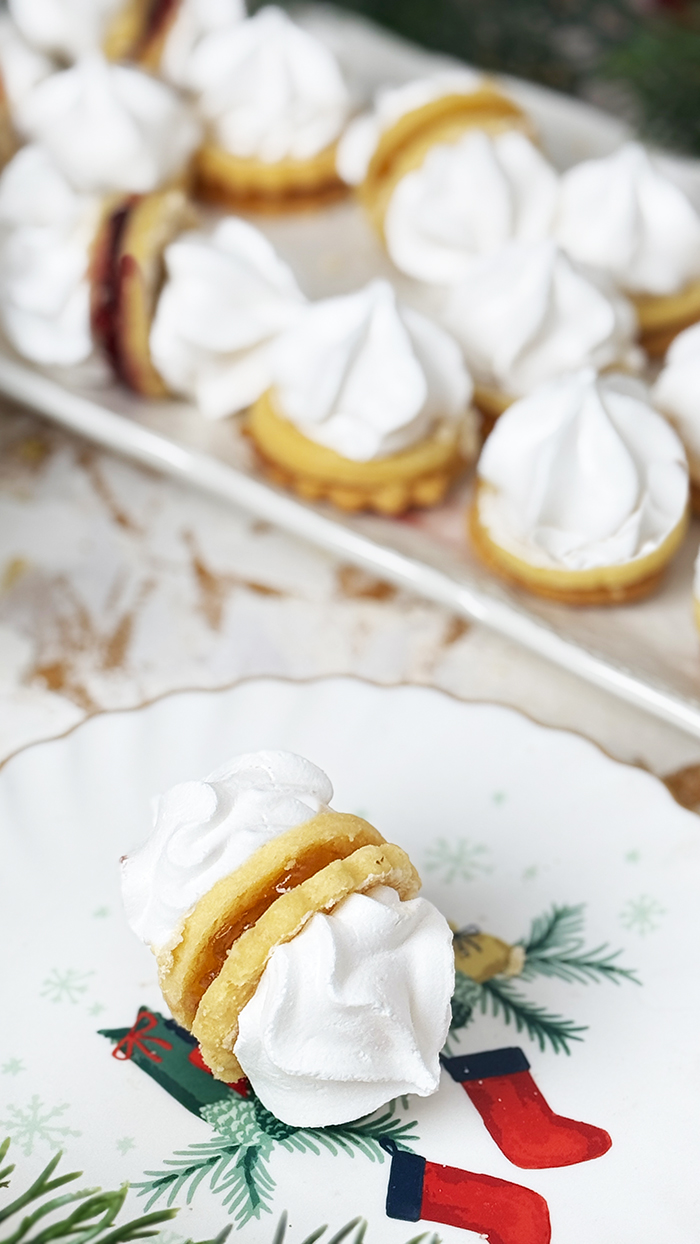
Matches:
[[382, 1141, 551, 1244], [442, 1048, 611, 1169]]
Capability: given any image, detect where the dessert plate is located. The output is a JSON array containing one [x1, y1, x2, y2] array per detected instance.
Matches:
[[3, 5, 700, 741], [1, 675, 699, 1243]]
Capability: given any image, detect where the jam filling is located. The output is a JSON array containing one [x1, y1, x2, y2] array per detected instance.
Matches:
[[90, 199, 136, 380], [187, 842, 356, 1014], [134, 0, 180, 57]]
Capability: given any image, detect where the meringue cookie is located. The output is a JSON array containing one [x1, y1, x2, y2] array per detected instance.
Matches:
[[477, 369, 688, 571], [442, 240, 639, 399], [20, 53, 200, 194], [269, 278, 472, 461], [336, 69, 486, 187], [556, 142, 700, 297], [8, 0, 122, 59], [121, 750, 333, 956], [149, 217, 306, 419], [653, 321, 700, 462], [384, 129, 559, 284], [0, 141, 85, 227], [123, 746, 456, 1126], [235, 884, 454, 1127], [0, 144, 99, 363], [0, 14, 52, 128], [158, 0, 246, 90], [189, 6, 350, 164]]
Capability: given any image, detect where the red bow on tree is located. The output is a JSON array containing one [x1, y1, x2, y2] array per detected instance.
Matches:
[[112, 1008, 173, 1063]]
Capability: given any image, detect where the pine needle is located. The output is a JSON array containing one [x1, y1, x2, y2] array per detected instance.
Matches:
[[479, 978, 587, 1055], [521, 905, 640, 987], [0, 1143, 222, 1244]]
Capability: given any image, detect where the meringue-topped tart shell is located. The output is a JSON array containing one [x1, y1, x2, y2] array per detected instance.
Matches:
[[159, 810, 385, 1031], [247, 387, 473, 515], [194, 139, 348, 214], [469, 480, 690, 606], [632, 278, 700, 358], [90, 186, 197, 398], [360, 88, 532, 233], [192, 839, 421, 1082]]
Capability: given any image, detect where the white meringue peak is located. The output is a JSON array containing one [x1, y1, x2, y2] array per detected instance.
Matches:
[[442, 240, 639, 398], [189, 6, 349, 163], [0, 14, 53, 129], [158, 0, 246, 90], [121, 750, 333, 955], [235, 885, 454, 1127], [653, 320, 700, 461], [478, 369, 688, 571], [385, 129, 559, 284], [269, 278, 473, 461], [8, 0, 121, 59], [0, 144, 99, 364], [556, 142, 700, 296], [19, 53, 200, 194], [150, 216, 306, 419]]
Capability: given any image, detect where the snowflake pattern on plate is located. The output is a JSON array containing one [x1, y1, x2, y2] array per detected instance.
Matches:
[[0, 1096, 80, 1156], [620, 895, 666, 936], [424, 837, 491, 884], [40, 968, 93, 1004], [1, 1058, 24, 1076]]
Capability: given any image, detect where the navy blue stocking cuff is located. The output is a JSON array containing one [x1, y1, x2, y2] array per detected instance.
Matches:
[[382, 1141, 426, 1222], [442, 1047, 531, 1083]]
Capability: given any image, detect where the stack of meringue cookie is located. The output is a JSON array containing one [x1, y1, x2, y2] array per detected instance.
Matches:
[[1, 0, 700, 613], [121, 749, 455, 1127]]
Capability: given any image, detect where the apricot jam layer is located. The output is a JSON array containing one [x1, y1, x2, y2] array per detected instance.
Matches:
[[186, 842, 361, 1016]]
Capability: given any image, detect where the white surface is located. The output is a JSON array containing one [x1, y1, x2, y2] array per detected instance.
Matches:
[[3, 7, 700, 738], [6, 398, 700, 783], [1, 677, 699, 1240]]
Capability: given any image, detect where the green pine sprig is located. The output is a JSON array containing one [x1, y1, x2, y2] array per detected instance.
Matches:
[[478, 977, 587, 1055], [285, 1103, 419, 1163], [135, 1138, 275, 1226], [524, 903, 587, 956], [0, 1140, 229, 1244], [135, 1099, 419, 1225], [603, 14, 700, 155], [520, 904, 641, 988]]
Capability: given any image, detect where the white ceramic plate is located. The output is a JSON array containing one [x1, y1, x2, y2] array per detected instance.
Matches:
[[4, 6, 700, 740], [1, 676, 699, 1242]]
